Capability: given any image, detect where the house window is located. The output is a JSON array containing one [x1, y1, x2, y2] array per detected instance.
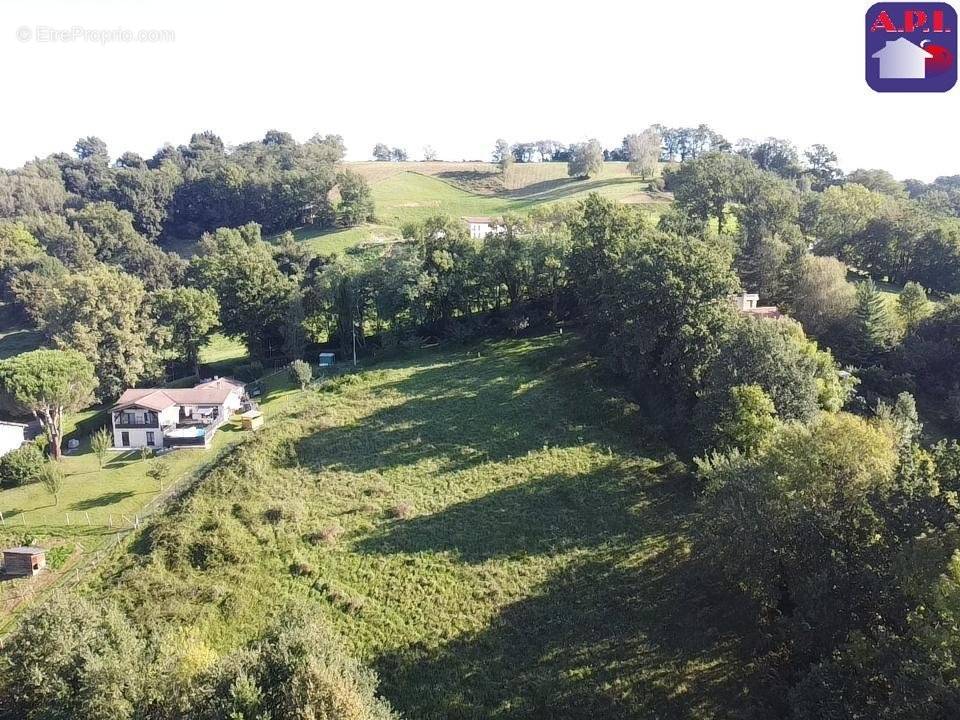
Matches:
[[146, 431, 155, 446], [121, 431, 130, 447]]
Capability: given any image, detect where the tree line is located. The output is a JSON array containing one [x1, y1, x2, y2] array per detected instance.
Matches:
[[0, 131, 374, 243]]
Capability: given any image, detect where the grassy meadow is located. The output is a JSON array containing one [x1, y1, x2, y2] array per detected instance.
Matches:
[[83, 333, 754, 719], [277, 162, 671, 254]]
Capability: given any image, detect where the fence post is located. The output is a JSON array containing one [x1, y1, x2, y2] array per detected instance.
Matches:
[[85, 512, 91, 526]]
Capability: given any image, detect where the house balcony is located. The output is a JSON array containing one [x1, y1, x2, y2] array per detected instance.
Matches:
[[112, 419, 160, 429]]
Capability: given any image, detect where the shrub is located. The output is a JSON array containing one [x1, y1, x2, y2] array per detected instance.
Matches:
[[39, 462, 64, 505], [46, 544, 74, 570], [289, 561, 314, 577], [91, 427, 112, 469], [289, 359, 312, 389], [387, 502, 414, 520], [0, 443, 45, 488], [146, 458, 172, 489], [190, 612, 398, 719], [0, 596, 147, 720]]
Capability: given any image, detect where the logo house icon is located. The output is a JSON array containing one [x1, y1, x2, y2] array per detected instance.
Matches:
[[872, 36, 933, 77], [866, 3, 958, 91]]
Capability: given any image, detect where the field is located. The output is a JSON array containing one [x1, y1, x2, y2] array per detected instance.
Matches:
[[284, 162, 670, 254], [0, 304, 42, 360], [85, 333, 753, 719]]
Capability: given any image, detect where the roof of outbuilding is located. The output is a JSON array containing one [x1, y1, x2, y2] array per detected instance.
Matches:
[[4, 546, 45, 555]]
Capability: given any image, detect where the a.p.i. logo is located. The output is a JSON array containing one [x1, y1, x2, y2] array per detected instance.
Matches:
[[866, 3, 957, 91]]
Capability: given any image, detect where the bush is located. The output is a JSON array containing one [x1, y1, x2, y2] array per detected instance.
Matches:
[[648, 176, 666, 191], [387, 502, 414, 520], [289, 359, 312, 389], [0, 443, 46, 488], [189, 612, 398, 719], [0, 596, 147, 720]]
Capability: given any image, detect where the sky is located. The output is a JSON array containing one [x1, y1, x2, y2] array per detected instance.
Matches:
[[1, 0, 959, 180]]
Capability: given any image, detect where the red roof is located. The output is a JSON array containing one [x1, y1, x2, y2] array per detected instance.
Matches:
[[112, 382, 243, 412]]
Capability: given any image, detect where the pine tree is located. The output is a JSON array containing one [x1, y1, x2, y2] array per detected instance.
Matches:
[[897, 281, 931, 331], [854, 278, 900, 360]]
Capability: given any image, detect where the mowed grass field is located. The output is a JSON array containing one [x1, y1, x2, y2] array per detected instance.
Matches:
[[290, 161, 671, 250], [91, 333, 754, 719]]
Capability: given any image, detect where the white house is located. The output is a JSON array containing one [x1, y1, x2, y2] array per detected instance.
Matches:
[[0, 421, 27, 458], [463, 216, 501, 239], [872, 38, 933, 79], [732, 292, 783, 320], [110, 377, 245, 451]]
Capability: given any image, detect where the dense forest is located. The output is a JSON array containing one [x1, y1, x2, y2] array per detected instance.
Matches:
[[3, 126, 960, 718]]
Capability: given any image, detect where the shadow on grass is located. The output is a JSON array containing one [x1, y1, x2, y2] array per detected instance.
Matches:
[[69, 491, 135, 511], [363, 472, 759, 720], [106, 451, 142, 468], [505, 176, 642, 203], [0, 329, 44, 360], [357, 462, 643, 563], [293, 337, 642, 477]]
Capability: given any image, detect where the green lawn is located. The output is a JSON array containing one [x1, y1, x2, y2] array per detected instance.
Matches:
[[0, 304, 43, 360], [83, 334, 752, 719], [198, 333, 248, 372], [270, 223, 403, 255], [371, 169, 666, 228]]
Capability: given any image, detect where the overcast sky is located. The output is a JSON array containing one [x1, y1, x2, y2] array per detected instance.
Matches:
[[1, 0, 958, 180]]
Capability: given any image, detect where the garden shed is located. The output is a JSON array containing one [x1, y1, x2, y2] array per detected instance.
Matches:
[[2, 546, 46, 577], [240, 410, 264, 431]]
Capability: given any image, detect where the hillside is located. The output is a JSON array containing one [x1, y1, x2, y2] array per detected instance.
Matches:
[[293, 161, 671, 251], [84, 333, 752, 719]]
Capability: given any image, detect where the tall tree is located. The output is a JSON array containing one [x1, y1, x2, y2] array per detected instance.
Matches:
[[624, 128, 662, 179], [854, 278, 901, 361], [897, 281, 932, 331], [567, 140, 604, 179], [0, 350, 97, 460], [189, 223, 294, 361], [150, 287, 221, 377]]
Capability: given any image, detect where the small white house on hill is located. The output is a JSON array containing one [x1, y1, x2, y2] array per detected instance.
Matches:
[[0, 421, 27, 459], [110, 377, 245, 450], [732, 292, 783, 320], [463, 217, 499, 239]]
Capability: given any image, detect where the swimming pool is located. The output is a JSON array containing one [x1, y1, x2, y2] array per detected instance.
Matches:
[[166, 425, 207, 439]]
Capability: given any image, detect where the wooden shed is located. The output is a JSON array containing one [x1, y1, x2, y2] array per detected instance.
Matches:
[[2, 546, 46, 577], [240, 410, 264, 431]]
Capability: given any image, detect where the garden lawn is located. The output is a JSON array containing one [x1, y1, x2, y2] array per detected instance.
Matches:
[[92, 333, 755, 719]]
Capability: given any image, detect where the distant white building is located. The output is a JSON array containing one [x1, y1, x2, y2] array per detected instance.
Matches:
[[732, 292, 783, 320], [0, 421, 28, 459], [463, 216, 500, 239]]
